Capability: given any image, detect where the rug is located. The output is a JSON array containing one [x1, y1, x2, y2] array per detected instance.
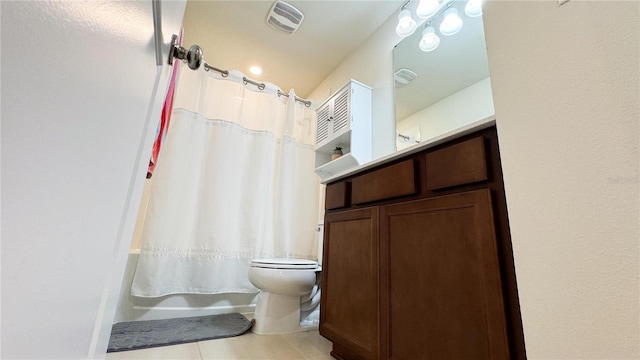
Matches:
[[107, 312, 254, 352]]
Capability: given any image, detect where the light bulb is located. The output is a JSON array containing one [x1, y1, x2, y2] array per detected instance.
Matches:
[[416, 0, 440, 19], [395, 9, 417, 37], [465, 0, 483, 17], [419, 27, 440, 52], [439, 8, 463, 36]]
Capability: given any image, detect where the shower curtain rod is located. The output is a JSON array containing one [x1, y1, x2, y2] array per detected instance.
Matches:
[[168, 36, 312, 107], [203, 63, 312, 107]]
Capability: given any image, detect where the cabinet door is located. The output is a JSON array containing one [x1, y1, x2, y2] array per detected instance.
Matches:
[[321, 207, 380, 360], [315, 85, 350, 147], [316, 103, 331, 145], [380, 189, 509, 360], [331, 85, 351, 137]]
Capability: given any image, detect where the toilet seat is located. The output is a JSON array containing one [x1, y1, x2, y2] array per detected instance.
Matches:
[[251, 258, 318, 270]]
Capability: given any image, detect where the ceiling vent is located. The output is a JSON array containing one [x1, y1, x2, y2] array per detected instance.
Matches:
[[394, 68, 418, 88], [266, 1, 304, 34]]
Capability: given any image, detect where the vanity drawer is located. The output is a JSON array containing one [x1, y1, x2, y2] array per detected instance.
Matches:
[[325, 181, 350, 210], [352, 159, 417, 204], [426, 136, 488, 190]]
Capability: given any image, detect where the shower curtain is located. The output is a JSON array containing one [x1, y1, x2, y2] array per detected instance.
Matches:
[[131, 63, 320, 297]]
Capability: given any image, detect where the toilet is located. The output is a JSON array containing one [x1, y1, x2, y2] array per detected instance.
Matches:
[[248, 258, 321, 334]]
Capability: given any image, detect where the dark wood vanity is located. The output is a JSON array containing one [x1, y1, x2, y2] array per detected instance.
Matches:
[[319, 124, 526, 360]]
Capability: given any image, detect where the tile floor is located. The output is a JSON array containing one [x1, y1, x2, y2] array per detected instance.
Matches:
[[104, 330, 333, 360], [105, 313, 333, 360]]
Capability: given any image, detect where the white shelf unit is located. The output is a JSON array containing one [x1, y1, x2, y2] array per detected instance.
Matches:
[[314, 80, 372, 180]]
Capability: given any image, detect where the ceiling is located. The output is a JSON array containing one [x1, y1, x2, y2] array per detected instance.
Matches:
[[180, 0, 491, 122], [181, 0, 405, 98]]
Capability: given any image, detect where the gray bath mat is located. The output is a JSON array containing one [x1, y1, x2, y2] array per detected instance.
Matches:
[[107, 312, 254, 352]]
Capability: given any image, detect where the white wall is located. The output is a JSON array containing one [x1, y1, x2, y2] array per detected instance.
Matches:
[[307, 5, 401, 161], [1, 1, 186, 358], [483, 1, 639, 358], [397, 77, 495, 141]]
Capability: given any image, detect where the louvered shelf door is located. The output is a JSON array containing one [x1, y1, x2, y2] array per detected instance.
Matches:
[[331, 87, 350, 139], [314, 80, 372, 180], [316, 103, 331, 145]]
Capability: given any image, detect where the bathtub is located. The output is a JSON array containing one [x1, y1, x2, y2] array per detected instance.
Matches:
[[113, 250, 258, 323], [115, 179, 323, 324]]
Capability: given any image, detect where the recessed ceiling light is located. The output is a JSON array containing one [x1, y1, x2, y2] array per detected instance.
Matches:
[[249, 66, 263, 75]]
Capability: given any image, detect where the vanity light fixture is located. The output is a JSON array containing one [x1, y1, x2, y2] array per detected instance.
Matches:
[[396, 8, 418, 37], [439, 8, 463, 36], [398, 0, 482, 53], [419, 27, 440, 52], [416, 0, 440, 19], [464, 0, 483, 17]]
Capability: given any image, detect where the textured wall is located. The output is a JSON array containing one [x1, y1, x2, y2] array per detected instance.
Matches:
[[483, 1, 639, 358], [1, 1, 185, 358], [307, 6, 399, 161]]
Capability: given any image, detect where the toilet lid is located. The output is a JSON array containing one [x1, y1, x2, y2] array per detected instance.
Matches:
[[251, 258, 318, 270]]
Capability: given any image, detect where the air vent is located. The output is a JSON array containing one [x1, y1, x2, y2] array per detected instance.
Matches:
[[266, 1, 304, 34], [394, 68, 418, 88]]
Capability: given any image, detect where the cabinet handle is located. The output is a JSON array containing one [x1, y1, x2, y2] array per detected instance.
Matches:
[[328, 116, 333, 122]]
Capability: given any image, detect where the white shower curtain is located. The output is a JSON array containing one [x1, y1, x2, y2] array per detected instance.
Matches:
[[131, 64, 320, 297]]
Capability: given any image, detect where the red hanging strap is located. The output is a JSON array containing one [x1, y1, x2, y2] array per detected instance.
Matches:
[[147, 31, 182, 178]]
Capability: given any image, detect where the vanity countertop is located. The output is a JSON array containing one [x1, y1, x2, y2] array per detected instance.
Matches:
[[321, 116, 496, 184]]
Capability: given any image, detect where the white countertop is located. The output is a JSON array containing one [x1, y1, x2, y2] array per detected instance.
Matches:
[[321, 116, 497, 184]]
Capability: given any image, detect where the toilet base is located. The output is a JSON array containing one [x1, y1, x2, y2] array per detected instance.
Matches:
[[251, 292, 307, 335], [299, 320, 319, 332]]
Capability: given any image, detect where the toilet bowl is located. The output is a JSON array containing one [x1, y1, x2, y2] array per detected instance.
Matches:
[[248, 258, 321, 334]]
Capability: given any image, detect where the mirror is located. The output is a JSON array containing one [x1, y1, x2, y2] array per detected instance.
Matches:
[[393, 1, 494, 150]]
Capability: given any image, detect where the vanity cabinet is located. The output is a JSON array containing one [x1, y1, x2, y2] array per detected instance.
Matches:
[[314, 80, 372, 180], [321, 208, 380, 360], [319, 125, 526, 360], [381, 190, 508, 359]]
